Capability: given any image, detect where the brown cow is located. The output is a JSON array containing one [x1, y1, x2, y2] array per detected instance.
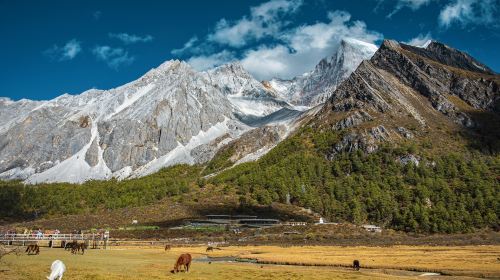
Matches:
[[170, 253, 192, 273], [25, 244, 40, 255], [165, 244, 172, 251]]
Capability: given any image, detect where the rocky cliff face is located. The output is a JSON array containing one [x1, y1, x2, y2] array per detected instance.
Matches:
[[316, 39, 500, 157]]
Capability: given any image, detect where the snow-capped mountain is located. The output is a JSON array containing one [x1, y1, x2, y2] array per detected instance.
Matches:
[[267, 38, 378, 107], [0, 60, 254, 183], [0, 38, 380, 184]]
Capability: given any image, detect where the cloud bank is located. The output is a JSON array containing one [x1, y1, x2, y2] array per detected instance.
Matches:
[[174, 0, 382, 80]]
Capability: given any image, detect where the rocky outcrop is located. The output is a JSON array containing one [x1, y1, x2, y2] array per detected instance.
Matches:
[[333, 110, 373, 130], [319, 39, 500, 156], [371, 40, 499, 123]]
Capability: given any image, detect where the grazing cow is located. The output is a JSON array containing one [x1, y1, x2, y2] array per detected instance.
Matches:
[[170, 253, 192, 273], [47, 260, 66, 280], [353, 260, 360, 271], [26, 244, 40, 255], [165, 244, 172, 251]]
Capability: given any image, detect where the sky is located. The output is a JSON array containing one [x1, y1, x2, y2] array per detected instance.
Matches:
[[1, 0, 499, 101]]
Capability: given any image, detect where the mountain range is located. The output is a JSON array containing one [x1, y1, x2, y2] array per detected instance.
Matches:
[[0, 37, 498, 185], [0, 38, 378, 183]]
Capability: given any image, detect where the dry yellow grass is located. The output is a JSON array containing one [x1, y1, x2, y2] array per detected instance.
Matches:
[[1, 245, 498, 279], [206, 245, 500, 278]]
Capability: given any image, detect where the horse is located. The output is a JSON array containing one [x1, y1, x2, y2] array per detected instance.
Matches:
[[206, 246, 221, 252], [47, 260, 66, 280], [25, 244, 40, 255], [165, 244, 172, 251], [64, 241, 76, 251], [353, 260, 360, 271], [71, 243, 86, 255], [170, 253, 192, 273]]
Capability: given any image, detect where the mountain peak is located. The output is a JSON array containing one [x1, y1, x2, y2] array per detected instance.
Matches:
[[151, 59, 193, 75], [0, 97, 14, 105], [380, 39, 401, 50], [404, 40, 494, 75], [420, 39, 433, 49], [210, 61, 248, 76], [341, 38, 378, 52]]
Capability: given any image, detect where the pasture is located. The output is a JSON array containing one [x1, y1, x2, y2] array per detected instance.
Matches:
[[1, 245, 499, 279]]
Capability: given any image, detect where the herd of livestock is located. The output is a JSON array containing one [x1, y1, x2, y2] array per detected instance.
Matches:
[[24, 241, 87, 256], [21, 242, 362, 279]]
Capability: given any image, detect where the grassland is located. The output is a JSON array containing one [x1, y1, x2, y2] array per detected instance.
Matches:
[[1, 245, 499, 279]]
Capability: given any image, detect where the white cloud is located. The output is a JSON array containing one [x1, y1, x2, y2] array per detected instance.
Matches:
[[177, 1, 381, 80], [240, 45, 291, 80], [44, 39, 82, 61], [439, 0, 497, 28], [241, 10, 382, 80], [400, 0, 432, 9], [109, 33, 153, 44], [387, 0, 433, 17], [206, 0, 302, 47], [92, 46, 135, 69], [405, 32, 433, 47], [187, 50, 235, 71], [171, 36, 199, 55]]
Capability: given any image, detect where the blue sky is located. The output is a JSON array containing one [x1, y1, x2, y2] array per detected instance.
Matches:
[[1, 0, 499, 101]]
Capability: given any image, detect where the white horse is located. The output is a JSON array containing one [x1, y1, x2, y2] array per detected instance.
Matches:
[[47, 260, 66, 280]]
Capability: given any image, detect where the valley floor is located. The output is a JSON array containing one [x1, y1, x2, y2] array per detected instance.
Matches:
[[1, 245, 499, 279]]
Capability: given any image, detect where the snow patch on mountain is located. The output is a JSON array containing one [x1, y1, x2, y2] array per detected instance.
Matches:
[[131, 117, 246, 177], [26, 117, 112, 184], [106, 83, 156, 120]]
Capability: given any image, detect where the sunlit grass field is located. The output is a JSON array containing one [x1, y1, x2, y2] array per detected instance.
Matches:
[[1, 245, 499, 279]]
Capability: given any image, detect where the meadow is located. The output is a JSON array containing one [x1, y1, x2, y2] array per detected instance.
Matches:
[[1, 245, 499, 279]]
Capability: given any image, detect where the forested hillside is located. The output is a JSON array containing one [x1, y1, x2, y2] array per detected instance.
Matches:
[[1, 125, 498, 233], [209, 127, 499, 233]]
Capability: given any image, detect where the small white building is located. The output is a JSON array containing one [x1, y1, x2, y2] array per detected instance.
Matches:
[[314, 217, 338, 225], [362, 224, 382, 233]]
